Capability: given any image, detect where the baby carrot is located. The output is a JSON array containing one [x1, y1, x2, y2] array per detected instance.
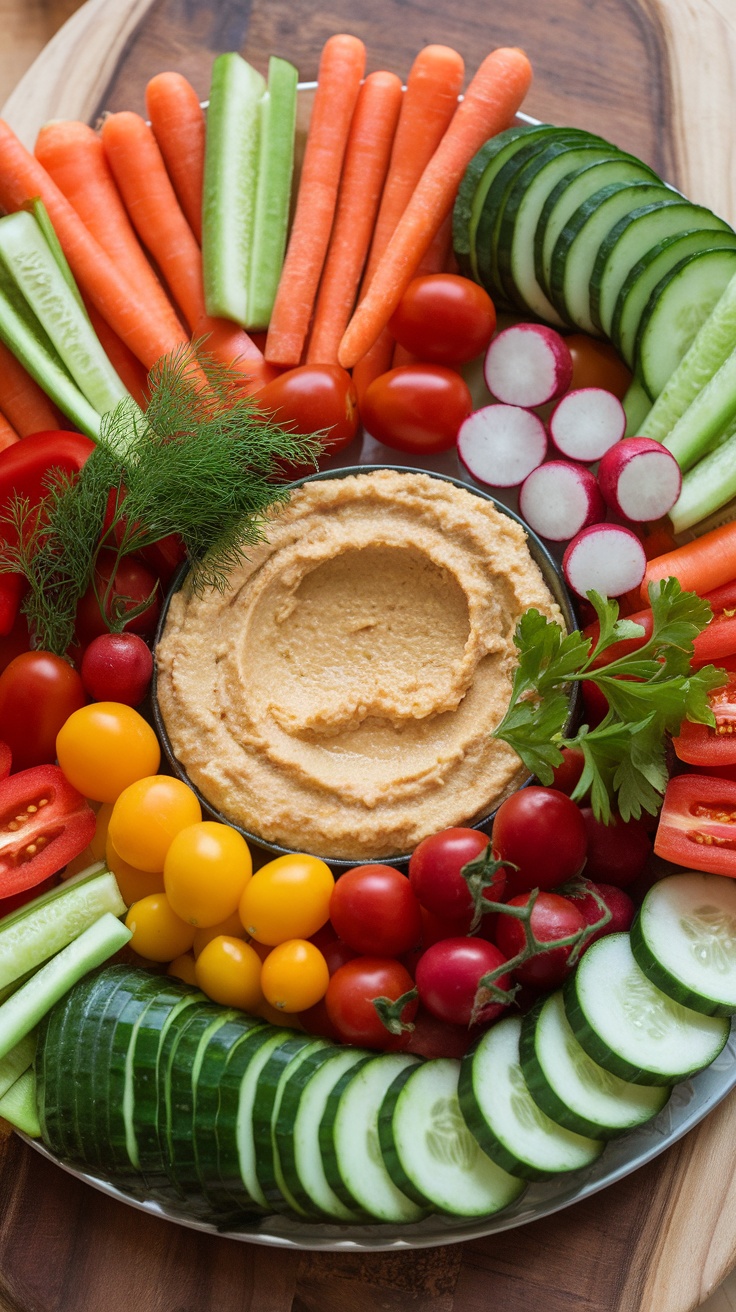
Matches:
[[338, 47, 533, 369], [145, 72, 206, 243], [0, 408, 19, 453], [641, 521, 736, 602], [0, 340, 62, 435], [307, 71, 402, 366], [0, 120, 188, 369], [265, 34, 366, 367]]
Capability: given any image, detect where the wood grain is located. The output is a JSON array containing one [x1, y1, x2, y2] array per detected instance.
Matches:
[[2, 1, 736, 1311]]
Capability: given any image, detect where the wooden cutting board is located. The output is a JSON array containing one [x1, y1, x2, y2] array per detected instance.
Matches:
[[2, 1, 736, 1308]]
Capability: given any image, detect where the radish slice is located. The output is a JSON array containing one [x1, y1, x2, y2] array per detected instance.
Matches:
[[519, 462, 606, 542], [549, 388, 626, 462], [457, 405, 547, 488], [484, 324, 573, 408], [597, 438, 682, 521], [563, 524, 647, 598]]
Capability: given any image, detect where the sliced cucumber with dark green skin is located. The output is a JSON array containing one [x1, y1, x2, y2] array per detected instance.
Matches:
[[165, 1007, 240, 1209], [133, 986, 204, 1190], [197, 1023, 274, 1218], [96, 973, 167, 1182], [635, 247, 736, 399], [519, 992, 669, 1140], [220, 1026, 297, 1211], [35, 969, 101, 1161], [563, 933, 730, 1085], [379, 1056, 525, 1216], [251, 1033, 331, 1215], [458, 1016, 602, 1181], [550, 181, 673, 331], [452, 124, 548, 277], [631, 873, 736, 1016]]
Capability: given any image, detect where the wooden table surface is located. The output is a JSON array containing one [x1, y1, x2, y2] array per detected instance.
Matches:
[[2, 2, 736, 1310]]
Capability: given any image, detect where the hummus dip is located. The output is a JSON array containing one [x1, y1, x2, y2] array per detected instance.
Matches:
[[155, 470, 563, 860]]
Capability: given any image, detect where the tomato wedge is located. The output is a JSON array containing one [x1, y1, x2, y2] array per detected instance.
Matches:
[[0, 764, 96, 898], [654, 774, 736, 876], [674, 659, 736, 766]]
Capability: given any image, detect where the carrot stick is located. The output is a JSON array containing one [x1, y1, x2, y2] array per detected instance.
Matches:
[[145, 72, 206, 244], [306, 71, 402, 366], [0, 409, 20, 453], [641, 522, 736, 602], [264, 34, 366, 368], [34, 120, 183, 341], [0, 120, 188, 369], [0, 340, 62, 435], [84, 300, 150, 409], [338, 47, 533, 369]]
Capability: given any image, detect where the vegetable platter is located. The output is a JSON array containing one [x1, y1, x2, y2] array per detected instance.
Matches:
[[3, 1, 736, 1312]]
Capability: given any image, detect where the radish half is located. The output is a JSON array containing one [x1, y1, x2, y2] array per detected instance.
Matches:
[[563, 524, 647, 598], [519, 462, 606, 542], [484, 324, 573, 408], [597, 438, 682, 521], [457, 405, 547, 488], [549, 388, 626, 462]]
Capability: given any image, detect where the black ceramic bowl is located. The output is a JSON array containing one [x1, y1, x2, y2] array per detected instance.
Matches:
[[152, 464, 580, 869]]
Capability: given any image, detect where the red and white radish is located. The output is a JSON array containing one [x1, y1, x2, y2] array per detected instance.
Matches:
[[483, 324, 573, 408], [562, 523, 647, 598], [519, 461, 605, 542], [457, 404, 547, 488], [597, 438, 682, 521], [549, 388, 625, 462]]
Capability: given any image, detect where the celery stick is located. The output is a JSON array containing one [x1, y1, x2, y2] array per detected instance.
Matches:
[[0, 1067, 41, 1137], [670, 426, 736, 533], [0, 869, 125, 992], [32, 199, 87, 314], [623, 376, 652, 435], [0, 210, 128, 415], [639, 269, 736, 441], [247, 56, 298, 330], [663, 349, 736, 470], [0, 912, 131, 1062], [0, 1033, 36, 1101], [203, 53, 266, 324]]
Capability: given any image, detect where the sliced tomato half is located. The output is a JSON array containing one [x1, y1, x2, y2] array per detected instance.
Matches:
[[674, 660, 736, 766], [0, 764, 96, 899], [655, 774, 736, 877]]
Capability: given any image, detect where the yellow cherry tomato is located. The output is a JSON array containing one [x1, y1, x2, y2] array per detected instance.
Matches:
[[125, 893, 195, 962], [195, 936, 263, 1010], [254, 998, 304, 1029], [260, 940, 329, 1013], [106, 834, 164, 906], [108, 776, 201, 872], [192, 909, 248, 958], [239, 854, 334, 946], [164, 822, 252, 927], [91, 802, 114, 860], [168, 952, 198, 985], [56, 703, 160, 802]]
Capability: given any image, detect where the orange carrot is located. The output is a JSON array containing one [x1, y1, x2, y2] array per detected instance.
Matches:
[[0, 408, 19, 453], [145, 72, 206, 243], [34, 120, 182, 341], [0, 120, 188, 369], [84, 300, 150, 409], [0, 340, 62, 435], [338, 47, 533, 369], [306, 72, 402, 366], [641, 522, 736, 602], [264, 34, 366, 368]]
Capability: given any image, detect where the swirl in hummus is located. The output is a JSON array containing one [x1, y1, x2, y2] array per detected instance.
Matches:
[[155, 469, 563, 860]]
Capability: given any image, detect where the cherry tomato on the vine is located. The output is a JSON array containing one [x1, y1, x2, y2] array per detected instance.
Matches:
[[491, 787, 588, 895], [362, 365, 472, 454], [0, 651, 86, 771], [494, 891, 586, 989], [75, 551, 160, 647], [328, 864, 422, 957], [408, 828, 505, 923], [258, 365, 359, 457], [579, 808, 652, 887], [389, 275, 496, 365], [564, 878, 635, 950], [415, 937, 511, 1027], [325, 957, 417, 1049]]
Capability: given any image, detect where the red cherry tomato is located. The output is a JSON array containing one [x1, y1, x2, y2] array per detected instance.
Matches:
[[362, 365, 472, 454], [408, 827, 505, 923], [550, 748, 585, 796], [329, 865, 422, 957], [80, 632, 153, 706], [308, 922, 358, 974], [0, 651, 86, 771], [0, 610, 31, 675], [491, 787, 588, 896], [415, 936, 511, 1027], [258, 365, 359, 457], [564, 878, 635, 951], [566, 334, 632, 401], [579, 808, 652, 887], [389, 275, 496, 365], [494, 892, 586, 989], [403, 1007, 478, 1060], [75, 551, 160, 646], [325, 957, 417, 1049]]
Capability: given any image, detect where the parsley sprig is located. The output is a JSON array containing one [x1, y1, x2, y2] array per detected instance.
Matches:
[[494, 580, 724, 824]]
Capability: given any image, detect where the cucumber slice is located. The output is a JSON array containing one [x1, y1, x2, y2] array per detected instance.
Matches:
[[520, 992, 669, 1140], [458, 1016, 602, 1181], [550, 181, 672, 331], [93, 970, 164, 1180], [224, 1027, 297, 1211], [125, 981, 203, 1176], [247, 56, 298, 330], [592, 201, 733, 338], [0, 1033, 35, 1102], [196, 1021, 273, 1217], [320, 1051, 425, 1223], [36, 967, 115, 1162], [0, 869, 125, 993], [563, 933, 730, 1084], [670, 423, 736, 533], [623, 376, 652, 435], [251, 1033, 331, 1214], [453, 124, 545, 278], [165, 1006, 239, 1207], [379, 1056, 525, 1216], [0, 211, 129, 415], [0, 1066, 40, 1137], [133, 985, 205, 1190], [631, 873, 736, 1016], [636, 248, 736, 401], [203, 52, 266, 325]]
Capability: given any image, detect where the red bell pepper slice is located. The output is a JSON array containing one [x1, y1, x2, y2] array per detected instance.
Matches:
[[0, 763, 96, 899], [654, 774, 736, 876], [673, 659, 736, 767]]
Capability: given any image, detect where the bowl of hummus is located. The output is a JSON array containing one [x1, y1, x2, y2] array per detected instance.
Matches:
[[153, 466, 577, 865]]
